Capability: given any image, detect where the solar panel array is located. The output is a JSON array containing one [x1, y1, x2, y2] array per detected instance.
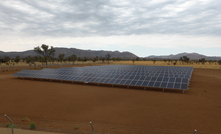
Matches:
[[12, 65, 193, 91]]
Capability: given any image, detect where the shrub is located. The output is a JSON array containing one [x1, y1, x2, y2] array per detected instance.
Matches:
[[29, 122, 36, 130], [5, 123, 16, 128], [5, 123, 10, 127], [74, 126, 79, 130], [23, 117, 29, 120]]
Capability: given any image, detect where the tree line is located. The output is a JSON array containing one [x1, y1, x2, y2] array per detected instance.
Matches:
[[0, 44, 122, 65], [1, 44, 221, 65]]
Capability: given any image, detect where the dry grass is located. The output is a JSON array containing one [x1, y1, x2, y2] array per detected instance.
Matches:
[[0, 61, 103, 72], [111, 60, 221, 69], [0, 61, 98, 66], [1, 60, 220, 70]]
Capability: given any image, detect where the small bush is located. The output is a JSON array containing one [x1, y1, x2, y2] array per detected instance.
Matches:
[[24, 117, 29, 120], [5, 123, 10, 127], [29, 122, 36, 130], [5, 123, 16, 128], [104, 118, 108, 123], [74, 126, 79, 130]]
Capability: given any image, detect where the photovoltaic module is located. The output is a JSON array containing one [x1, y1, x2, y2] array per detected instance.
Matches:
[[12, 65, 193, 92]]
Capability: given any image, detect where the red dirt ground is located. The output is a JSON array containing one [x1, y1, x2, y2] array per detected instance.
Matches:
[[0, 67, 221, 133]]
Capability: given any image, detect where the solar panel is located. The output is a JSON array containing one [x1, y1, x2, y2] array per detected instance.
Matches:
[[141, 81, 148, 86], [12, 65, 193, 92], [135, 81, 143, 86], [161, 82, 167, 88]]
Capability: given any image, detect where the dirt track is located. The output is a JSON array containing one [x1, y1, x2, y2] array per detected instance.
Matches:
[[0, 67, 221, 133]]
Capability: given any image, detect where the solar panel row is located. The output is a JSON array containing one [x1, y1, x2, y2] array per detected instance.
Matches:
[[41, 65, 193, 79], [12, 65, 193, 91]]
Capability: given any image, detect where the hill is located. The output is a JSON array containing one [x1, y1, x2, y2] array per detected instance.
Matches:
[[0, 48, 138, 59], [146, 52, 221, 60], [1, 49, 220, 60]]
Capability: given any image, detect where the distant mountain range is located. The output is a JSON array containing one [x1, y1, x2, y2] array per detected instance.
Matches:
[[0, 48, 138, 59], [0, 48, 220, 60], [146, 52, 221, 60]]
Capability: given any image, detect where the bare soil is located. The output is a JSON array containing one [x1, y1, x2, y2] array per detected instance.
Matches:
[[0, 128, 64, 134], [0, 67, 221, 133]]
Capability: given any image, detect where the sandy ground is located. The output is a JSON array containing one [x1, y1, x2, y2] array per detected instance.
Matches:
[[0, 67, 221, 133], [0, 128, 64, 134]]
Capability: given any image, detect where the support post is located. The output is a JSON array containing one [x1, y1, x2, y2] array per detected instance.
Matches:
[[4, 114, 14, 134], [194, 129, 197, 134], [90, 121, 94, 134]]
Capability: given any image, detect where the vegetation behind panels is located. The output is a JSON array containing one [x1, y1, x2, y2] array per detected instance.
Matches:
[[0, 44, 221, 65]]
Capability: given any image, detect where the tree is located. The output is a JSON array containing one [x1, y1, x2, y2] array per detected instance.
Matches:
[[58, 54, 65, 62], [132, 59, 135, 65], [92, 58, 97, 62], [179, 56, 190, 64], [34, 44, 55, 65], [0, 56, 10, 64], [152, 59, 156, 64], [199, 58, 206, 64], [68, 54, 77, 63], [136, 57, 140, 61], [0, 56, 10, 63], [77, 57, 82, 61], [101, 57, 105, 63], [163, 59, 167, 63], [112, 57, 121, 61], [95, 56, 99, 61], [105, 53, 111, 64], [83, 57, 87, 62], [218, 60, 221, 65], [24, 56, 35, 64], [92, 56, 99, 62], [14, 56, 20, 63]]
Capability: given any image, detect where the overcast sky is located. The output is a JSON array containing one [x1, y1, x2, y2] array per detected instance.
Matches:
[[0, 0, 220, 57]]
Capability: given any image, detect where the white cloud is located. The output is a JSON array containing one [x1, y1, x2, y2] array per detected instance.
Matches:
[[148, 0, 172, 5], [0, 0, 221, 56]]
